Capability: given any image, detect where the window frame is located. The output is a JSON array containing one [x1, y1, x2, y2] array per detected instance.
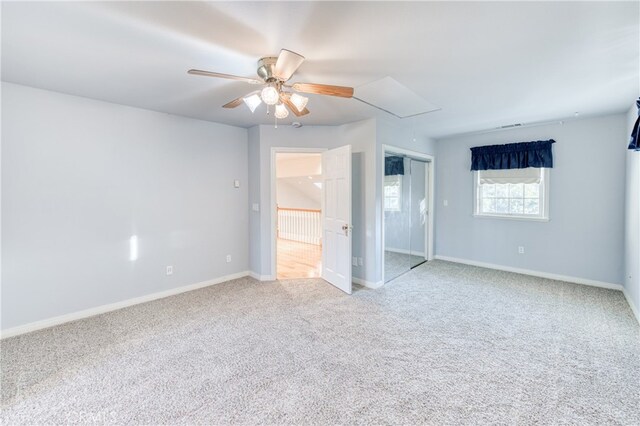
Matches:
[[384, 174, 403, 212], [473, 168, 550, 222]]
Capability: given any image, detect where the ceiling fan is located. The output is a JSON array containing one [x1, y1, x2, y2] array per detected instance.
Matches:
[[188, 49, 354, 119]]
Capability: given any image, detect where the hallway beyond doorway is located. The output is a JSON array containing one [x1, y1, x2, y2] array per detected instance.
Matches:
[[276, 238, 322, 279]]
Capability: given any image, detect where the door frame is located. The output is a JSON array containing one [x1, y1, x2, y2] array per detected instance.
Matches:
[[381, 145, 435, 283], [270, 147, 327, 280]]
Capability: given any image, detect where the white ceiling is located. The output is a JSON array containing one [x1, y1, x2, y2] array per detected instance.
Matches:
[[2, 1, 638, 139]]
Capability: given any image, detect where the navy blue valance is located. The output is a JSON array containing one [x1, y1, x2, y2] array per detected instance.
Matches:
[[470, 139, 555, 171], [385, 156, 405, 175], [628, 98, 639, 151]]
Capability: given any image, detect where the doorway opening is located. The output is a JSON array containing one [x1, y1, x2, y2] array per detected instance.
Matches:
[[382, 147, 434, 283], [275, 152, 323, 279]]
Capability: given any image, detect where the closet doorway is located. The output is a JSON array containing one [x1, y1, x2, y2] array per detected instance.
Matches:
[[383, 147, 434, 283]]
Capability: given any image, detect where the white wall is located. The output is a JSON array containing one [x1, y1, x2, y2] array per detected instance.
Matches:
[[276, 155, 321, 178], [435, 114, 627, 285], [624, 103, 640, 321], [275, 154, 322, 210], [1, 83, 249, 330], [276, 178, 321, 210]]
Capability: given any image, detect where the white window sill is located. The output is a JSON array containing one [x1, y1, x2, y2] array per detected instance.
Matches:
[[473, 213, 549, 222]]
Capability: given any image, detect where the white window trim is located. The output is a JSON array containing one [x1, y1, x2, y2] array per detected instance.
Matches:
[[473, 168, 550, 221]]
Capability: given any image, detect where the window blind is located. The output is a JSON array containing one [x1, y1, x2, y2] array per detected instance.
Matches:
[[478, 168, 541, 184]]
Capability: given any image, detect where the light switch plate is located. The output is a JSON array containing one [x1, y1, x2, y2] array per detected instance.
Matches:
[[234, 180, 240, 188]]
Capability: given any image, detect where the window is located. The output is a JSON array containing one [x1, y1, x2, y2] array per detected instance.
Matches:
[[384, 175, 402, 212], [474, 168, 549, 220]]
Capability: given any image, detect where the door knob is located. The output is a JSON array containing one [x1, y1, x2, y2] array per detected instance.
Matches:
[[341, 224, 352, 236]]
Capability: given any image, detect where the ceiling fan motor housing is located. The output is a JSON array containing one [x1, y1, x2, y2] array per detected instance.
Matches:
[[257, 57, 279, 82]]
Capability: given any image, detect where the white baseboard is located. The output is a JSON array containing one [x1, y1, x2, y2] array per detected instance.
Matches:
[[434, 255, 624, 291], [385, 247, 426, 257], [352, 277, 384, 289], [1, 270, 251, 339], [249, 271, 276, 281], [623, 288, 640, 324]]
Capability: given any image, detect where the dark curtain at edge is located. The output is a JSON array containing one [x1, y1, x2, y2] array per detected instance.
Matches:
[[629, 98, 640, 151], [470, 140, 555, 171], [385, 156, 405, 175]]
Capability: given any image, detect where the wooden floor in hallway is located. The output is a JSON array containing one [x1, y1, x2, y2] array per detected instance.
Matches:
[[276, 238, 322, 279]]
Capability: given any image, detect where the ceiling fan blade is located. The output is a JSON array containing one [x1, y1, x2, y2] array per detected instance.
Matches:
[[222, 97, 244, 109], [223, 90, 260, 109], [280, 93, 310, 117], [291, 82, 354, 98], [273, 49, 305, 82], [188, 69, 263, 85]]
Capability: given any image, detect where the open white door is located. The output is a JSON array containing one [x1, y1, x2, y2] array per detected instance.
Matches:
[[322, 145, 352, 294]]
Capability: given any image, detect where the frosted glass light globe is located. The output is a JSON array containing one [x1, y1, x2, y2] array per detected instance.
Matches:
[[289, 93, 309, 112], [242, 94, 262, 113], [274, 103, 289, 119], [260, 86, 280, 105]]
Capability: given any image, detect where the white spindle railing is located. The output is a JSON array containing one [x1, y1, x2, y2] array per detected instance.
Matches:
[[277, 207, 322, 245]]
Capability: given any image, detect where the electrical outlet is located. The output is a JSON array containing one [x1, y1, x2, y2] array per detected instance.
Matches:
[[226, 255, 232, 263], [352, 257, 358, 266], [518, 246, 525, 254], [252, 203, 260, 212], [443, 200, 449, 207], [358, 257, 363, 266], [166, 266, 173, 276]]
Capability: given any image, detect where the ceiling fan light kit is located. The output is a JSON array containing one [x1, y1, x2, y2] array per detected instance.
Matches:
[[260, 84, 280, 106], [188, 49, 354, 126], [274, 103, 289, 119], [289, 93, 309, 113], [242, 93, 262, 113]]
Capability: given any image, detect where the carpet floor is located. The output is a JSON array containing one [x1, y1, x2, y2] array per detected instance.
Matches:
[[2, 260, 639, 425], [384, 251, 427, 282]]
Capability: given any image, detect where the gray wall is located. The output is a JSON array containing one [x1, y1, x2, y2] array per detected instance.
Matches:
[[247, 126, 261, 280], [339, 119, 378, 282], [624, 104, 640, 317], [2, 83, 249, 330], [435, 114, 627, 285]]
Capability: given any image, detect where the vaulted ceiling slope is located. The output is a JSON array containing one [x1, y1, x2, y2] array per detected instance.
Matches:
[[2, 1, 638, 138]]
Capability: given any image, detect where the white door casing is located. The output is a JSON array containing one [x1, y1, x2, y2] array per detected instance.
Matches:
[[322, 145, 352, 294], [424, 161, 430, 260]]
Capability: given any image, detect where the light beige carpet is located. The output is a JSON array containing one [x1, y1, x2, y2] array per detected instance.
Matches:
[[2, 260, 639, 425]]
